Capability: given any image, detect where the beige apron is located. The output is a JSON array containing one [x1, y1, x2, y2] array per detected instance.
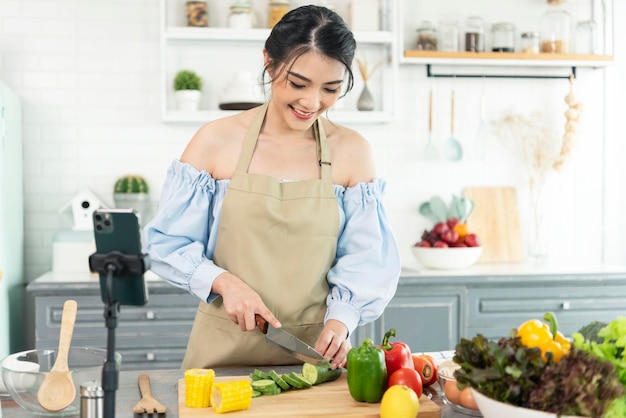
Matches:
[[182, 103, 340, 368]]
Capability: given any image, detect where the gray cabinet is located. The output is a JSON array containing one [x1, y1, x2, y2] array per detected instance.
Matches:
[[27, 277, 198, 371]]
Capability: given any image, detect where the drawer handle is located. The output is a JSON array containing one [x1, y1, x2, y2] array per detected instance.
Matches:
[[146, 353, 155, 361], [561, 301, 571, 310], [145, 311, 155, 320]]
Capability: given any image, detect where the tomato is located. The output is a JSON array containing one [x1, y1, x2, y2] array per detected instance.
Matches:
[[388, 367, 423, 398], [411, 354, 438, 387], [380, 385, 420, 418]]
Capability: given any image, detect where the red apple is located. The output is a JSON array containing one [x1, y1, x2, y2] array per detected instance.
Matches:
[[433, 222, 449, 236], [442, 230, 459, 245], [464, 233, 481, 247], [446, 217, 460, 229], [433, 241, 449, 248], [416, 240, 431, 247]]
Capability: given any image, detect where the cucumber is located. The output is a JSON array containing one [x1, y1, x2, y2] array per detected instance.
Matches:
[[251, 379, 279, 394], [289, 372, 313, 388], [282, 373, 306, 389], [252, 369, 269, 380], [268, 370, 291, 391], [302, 362, 342, 385], [251, 389, 263, 398]]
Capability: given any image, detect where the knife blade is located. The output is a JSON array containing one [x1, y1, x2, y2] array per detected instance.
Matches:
[[255, 315, 325, 365]]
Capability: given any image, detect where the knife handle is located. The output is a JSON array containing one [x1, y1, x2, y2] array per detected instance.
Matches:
[[255, 314, 268, 334]]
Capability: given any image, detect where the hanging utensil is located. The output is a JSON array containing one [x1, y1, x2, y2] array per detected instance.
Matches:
[[443, 89, 463, 162], [475, 79, 488, 159], [424, 89, 439, 161]]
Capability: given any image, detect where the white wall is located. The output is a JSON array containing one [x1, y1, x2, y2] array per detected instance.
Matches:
[[0, 0, 624, 285]]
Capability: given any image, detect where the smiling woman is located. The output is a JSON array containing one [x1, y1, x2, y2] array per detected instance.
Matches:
[[143, 5, 401, 371]]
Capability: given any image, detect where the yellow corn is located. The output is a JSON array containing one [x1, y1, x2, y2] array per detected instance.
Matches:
[[210, 380, 253, 414], [184, 368, 215, 408]]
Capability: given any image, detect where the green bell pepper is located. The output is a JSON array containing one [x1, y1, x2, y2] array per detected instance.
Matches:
[[346, 338, 387, 403]]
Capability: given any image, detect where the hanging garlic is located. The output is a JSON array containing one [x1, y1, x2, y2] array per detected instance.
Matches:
[[553, 74, 581, 170]]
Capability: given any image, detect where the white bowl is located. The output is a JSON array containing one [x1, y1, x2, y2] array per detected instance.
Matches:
[[411, 246, 482, 270], [471, 388, 584, 418]]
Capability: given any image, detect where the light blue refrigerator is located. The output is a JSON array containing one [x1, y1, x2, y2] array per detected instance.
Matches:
[[0, 80, 23, 359]]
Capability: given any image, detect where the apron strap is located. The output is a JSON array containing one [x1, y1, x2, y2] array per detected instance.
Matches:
[[315, 119, 332, 183], [234, 102, 269, 175], [234, 102, 332, 183]]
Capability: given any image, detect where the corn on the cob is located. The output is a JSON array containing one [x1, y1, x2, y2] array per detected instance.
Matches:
[[211, 380, 253, 414], [184, 368, 215, 408]]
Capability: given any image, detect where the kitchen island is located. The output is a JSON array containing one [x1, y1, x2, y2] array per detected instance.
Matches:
[[0, 366, 468, 417]]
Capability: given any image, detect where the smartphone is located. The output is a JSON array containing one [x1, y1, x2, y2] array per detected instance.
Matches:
[[92, 208, 149, 306]]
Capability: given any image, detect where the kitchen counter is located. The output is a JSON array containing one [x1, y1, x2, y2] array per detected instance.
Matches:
[[0, 366, 468, 418]]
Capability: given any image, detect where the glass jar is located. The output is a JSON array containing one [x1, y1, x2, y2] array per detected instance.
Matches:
[[416, 20, 437, 51], [575, 20, 598, 54], [464, 16, 484, 52], [228, 0, 254, 29], [491, 22, 516, 52], [268, 0, 290, 28], [540, 0, 572, 53], [185, 0, 208, 27], [521, 31, 540, 54], [438, 20, 459, 52]]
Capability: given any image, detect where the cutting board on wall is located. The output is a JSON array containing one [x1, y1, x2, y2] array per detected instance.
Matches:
[[463, 187, 523, 263], [178, 373, 440, 417]]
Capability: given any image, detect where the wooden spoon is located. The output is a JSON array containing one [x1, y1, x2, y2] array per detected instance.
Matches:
[[37, 299, 78, 412]]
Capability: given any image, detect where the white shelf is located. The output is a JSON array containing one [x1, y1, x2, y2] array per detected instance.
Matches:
[[162, 110, 395, 125], [164, 26, 395, 45]]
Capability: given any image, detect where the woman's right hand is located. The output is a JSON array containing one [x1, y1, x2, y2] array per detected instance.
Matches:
[[212, 271, 281, 332]]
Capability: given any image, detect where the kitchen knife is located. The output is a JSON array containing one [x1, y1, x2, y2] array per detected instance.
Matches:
[[255, 315, 325, 365]]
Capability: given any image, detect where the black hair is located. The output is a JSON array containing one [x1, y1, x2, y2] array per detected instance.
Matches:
[[263, 5, 356, 97]]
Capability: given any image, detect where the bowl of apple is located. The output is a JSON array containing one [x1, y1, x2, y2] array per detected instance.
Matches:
[[412, 217, 482, 270]]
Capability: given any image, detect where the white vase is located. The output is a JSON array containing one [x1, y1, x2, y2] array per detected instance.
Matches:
[[357, 84, 375, 111], [175, 90, 201, 111]]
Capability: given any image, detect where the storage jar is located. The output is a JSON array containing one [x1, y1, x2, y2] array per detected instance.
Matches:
[[464, 16, 484, 52], [540, 0, 572, 53], [268, 0, 290, 28], [185, 0, 208, 27], [491, 22, 516, 52], [228, 0, 254, 29], [438, 20, 459, 52], [416, 20, 437, 51], [521, 31, 540, 54]]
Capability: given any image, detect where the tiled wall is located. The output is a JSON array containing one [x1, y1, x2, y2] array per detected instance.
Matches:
[[1, 0, 625, 283]]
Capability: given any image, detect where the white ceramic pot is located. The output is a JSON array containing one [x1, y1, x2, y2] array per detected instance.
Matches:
[[175, 89, 201, 111], [113, 193, 152, 226]]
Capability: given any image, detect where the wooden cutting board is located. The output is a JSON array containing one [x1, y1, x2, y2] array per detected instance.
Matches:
[[178, 373, 440, 417], [463, 187, 523, 263]]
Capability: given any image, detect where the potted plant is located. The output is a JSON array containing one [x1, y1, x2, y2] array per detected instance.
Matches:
[[174, 69, 203, 111], [113, 174, 152, 225]]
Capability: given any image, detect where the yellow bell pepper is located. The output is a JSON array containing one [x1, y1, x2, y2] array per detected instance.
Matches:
[[516, 312, 570, 363]]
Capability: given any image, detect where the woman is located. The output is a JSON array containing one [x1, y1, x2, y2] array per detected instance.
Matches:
[[144, 5, 400, 370]]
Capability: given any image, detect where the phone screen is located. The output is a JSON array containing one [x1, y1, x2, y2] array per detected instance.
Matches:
[[92, 209, 149, 306]]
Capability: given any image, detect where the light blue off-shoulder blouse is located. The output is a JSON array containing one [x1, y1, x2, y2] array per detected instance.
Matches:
[[143, 160, 401, 335]]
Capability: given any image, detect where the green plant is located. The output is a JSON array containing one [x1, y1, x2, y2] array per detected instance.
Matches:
[[114, 175, 149, 194], [174, 70, 202, 91]]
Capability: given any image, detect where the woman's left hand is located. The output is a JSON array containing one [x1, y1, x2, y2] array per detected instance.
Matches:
[[314, 319, 351, 370]]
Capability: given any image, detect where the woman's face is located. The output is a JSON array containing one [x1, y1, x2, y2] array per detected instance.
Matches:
[[266, 50, 345, 130]]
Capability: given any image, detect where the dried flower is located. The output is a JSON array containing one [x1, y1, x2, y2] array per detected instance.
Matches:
[[355, 55, 382, 83]]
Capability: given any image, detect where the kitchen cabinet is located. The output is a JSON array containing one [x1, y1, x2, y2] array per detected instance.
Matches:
[[398, 0, 614, 78], [28, 267, 626, 365], [27, 275, 197, 371], [160, 0, 399, 124]]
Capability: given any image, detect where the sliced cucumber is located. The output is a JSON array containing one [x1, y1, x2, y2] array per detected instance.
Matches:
[[282, 373, 306, 389], [252, 369, 269, 380], [302, 361, 342, 385], [251, 379, 279, 394], [289, 372, 312, 388], [251, 389, 263, 398], [268, 370, 291, 391]]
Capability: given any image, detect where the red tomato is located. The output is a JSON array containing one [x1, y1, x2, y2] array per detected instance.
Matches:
[[388, 367, 423, 398], [411, 354, 437, 387]]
